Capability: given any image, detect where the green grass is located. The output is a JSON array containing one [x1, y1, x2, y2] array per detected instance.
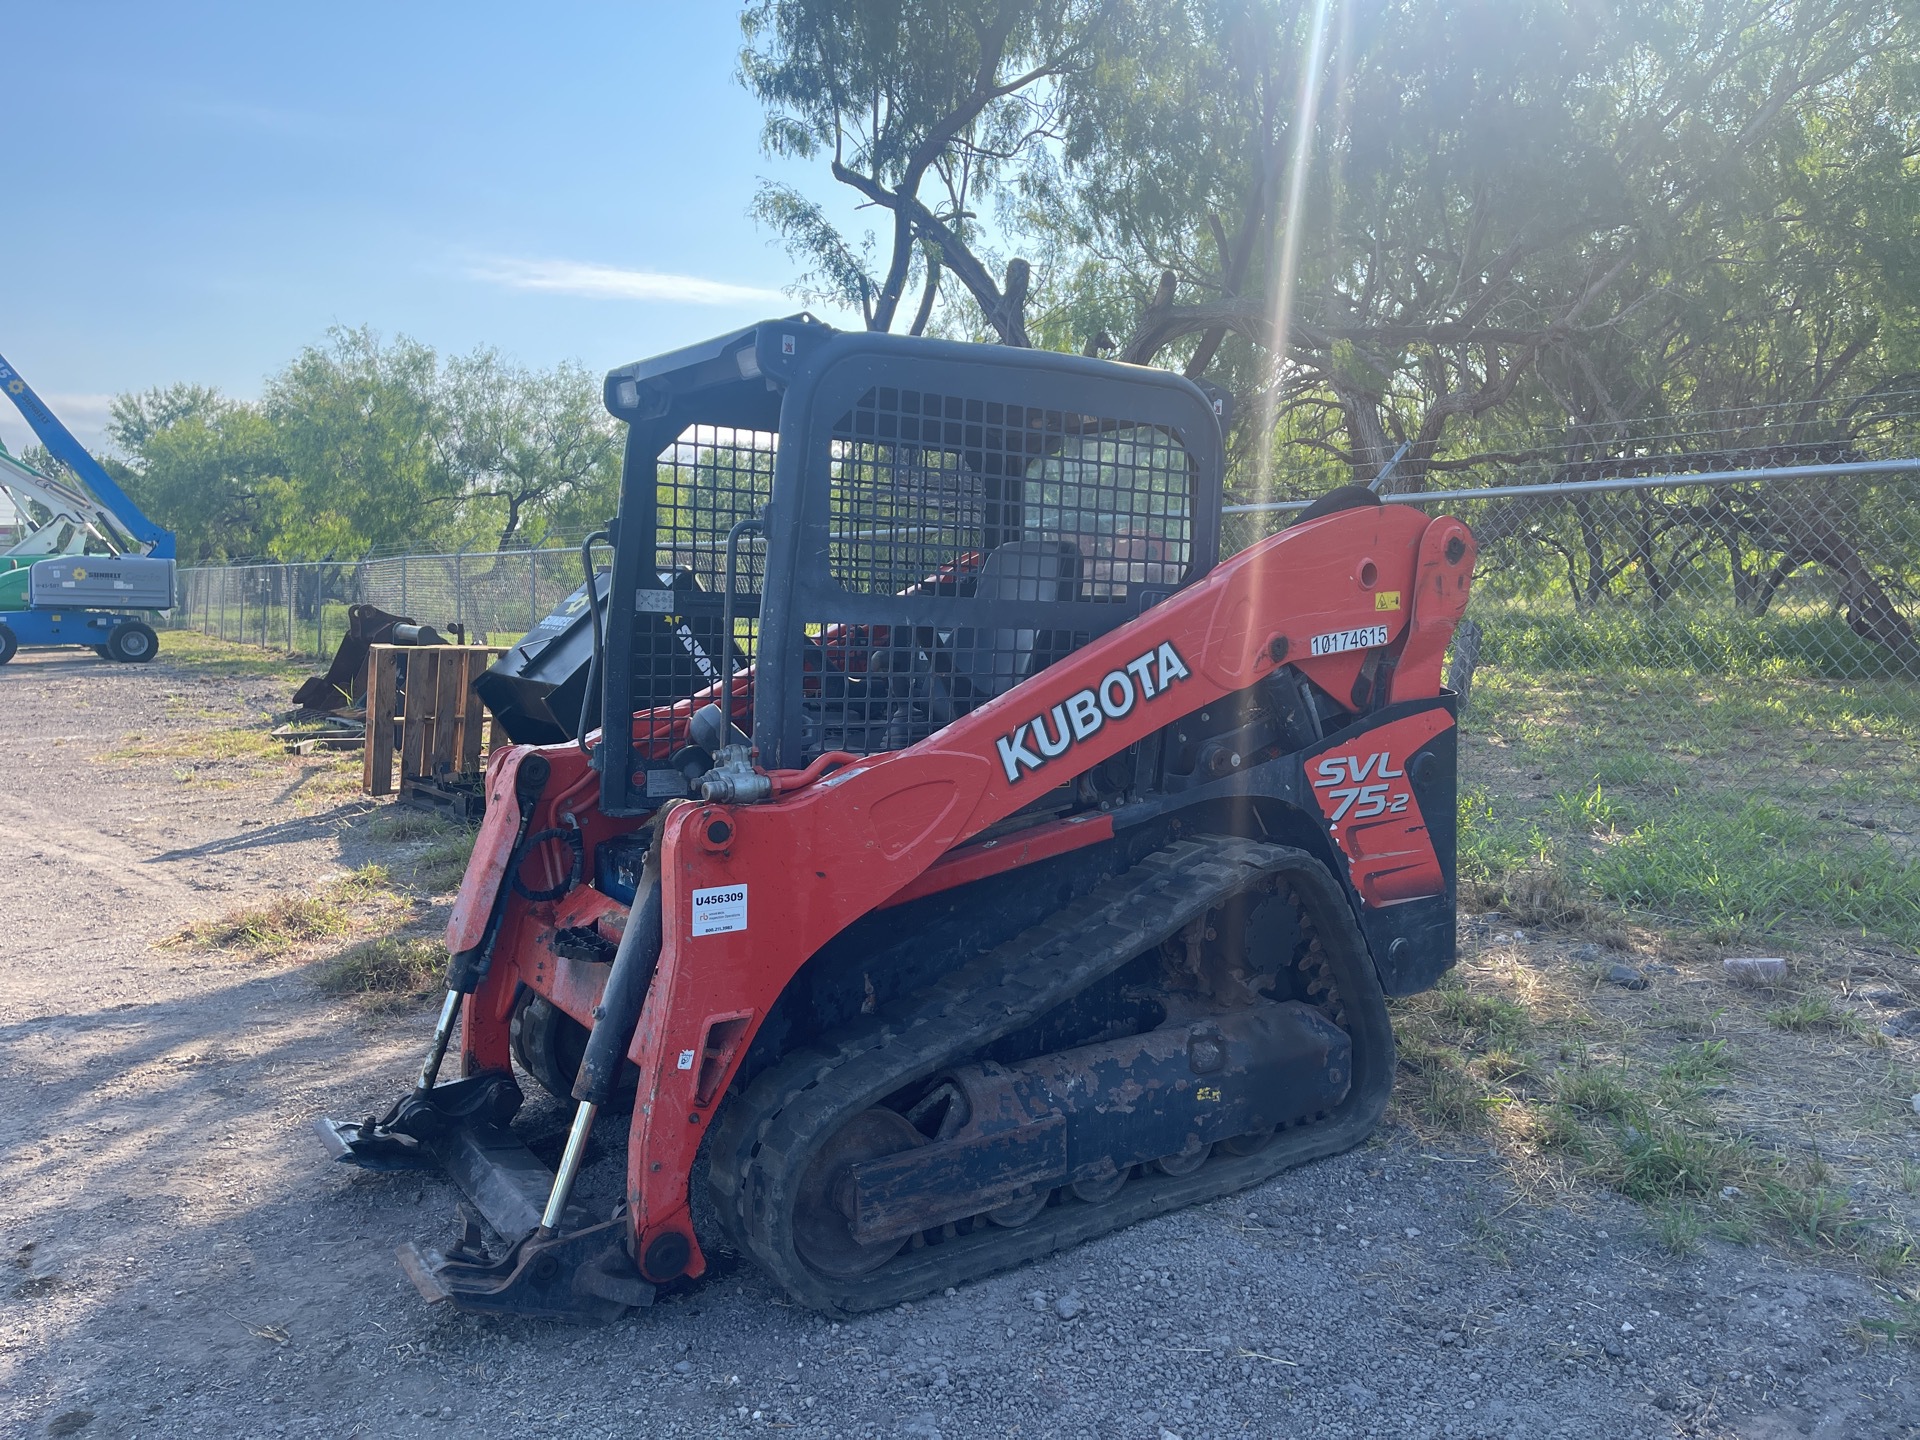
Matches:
[[151, 626, 315, 679], [171, 894, 353, 956], [1650, 1204, 1706, 1255], [1458, 643, 1920, 944], [358, 807, 459, 842], [1660, 1038, 1735, 1084], [1469, 595, 1920, 687], [169, 866, 405, 956], [1395, 1034, 1493, 1130], [312, 934, 444, 1005], [1432, 983, 1533, 1042], [1586, 802, 1919, 943], [1766, 993, 1868, 1035], [99, 724, 284, 764], [409, 832, 477, 893], [1860, 1298, 1920, 1347], [1754, 1173, 1862, 1247], [347, 805, 477, 892], [1553, 1064, 1646, 1123], [1606, 1123, 1745, 1203]]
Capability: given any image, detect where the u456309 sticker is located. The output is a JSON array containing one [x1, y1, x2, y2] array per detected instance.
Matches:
[[690, 884, 747, 937]]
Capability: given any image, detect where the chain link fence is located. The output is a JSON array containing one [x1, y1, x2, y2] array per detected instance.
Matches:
[[163, 393, 1918, 940], [1224, 463, 1920, 704], [1220, 387, 1920, 729], [171, 544, 597, 661], [169, 377, 1920, 727], [175, 469, 1919, 715]]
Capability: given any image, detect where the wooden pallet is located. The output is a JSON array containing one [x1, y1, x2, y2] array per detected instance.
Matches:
[[361, 644, 507, 799]]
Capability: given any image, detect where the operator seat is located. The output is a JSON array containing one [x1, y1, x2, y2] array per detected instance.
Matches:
[[952, 539, 1082, 699]]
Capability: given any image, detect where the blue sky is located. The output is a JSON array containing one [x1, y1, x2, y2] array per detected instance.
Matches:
[[1, 4, 860, 454]]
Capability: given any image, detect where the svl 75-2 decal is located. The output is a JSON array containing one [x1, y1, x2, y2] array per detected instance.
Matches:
[[1307, 710, 1454, 907], [1312, 750, 1411, 822]]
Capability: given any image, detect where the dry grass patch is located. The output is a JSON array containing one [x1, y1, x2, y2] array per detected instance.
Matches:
[[1395, 917, 1920, 1279], [101, 725, 284, 764], [408, 832, 477, 894], [349, 804, 478, 893], [170, 895, 353, 957], [359, 807, 459, 843], [151, 627, 314, 680], [313, 934, 444, 1010], [168, 865, 410, 957]]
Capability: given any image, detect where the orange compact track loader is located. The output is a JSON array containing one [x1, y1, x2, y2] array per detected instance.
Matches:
[[318, 318, 1476, 1321]]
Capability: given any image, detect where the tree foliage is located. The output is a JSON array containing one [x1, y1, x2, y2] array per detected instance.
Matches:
[[743, 0, 1920, 654], [741, 0, 1105, 342], [743, 0, 1919, 477], [108, 329, 621, 563]]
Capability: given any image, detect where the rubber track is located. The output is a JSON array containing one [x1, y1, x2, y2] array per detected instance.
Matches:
[[707, 835, 1397, 1313]]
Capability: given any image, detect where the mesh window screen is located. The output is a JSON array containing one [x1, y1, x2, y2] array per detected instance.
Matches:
[[791, 388, 1199, 760], [1026, 427, 1193, 598], [657, 425, 775, 594], [827, 389, 1193, 604], [629, 426, 775, 762]]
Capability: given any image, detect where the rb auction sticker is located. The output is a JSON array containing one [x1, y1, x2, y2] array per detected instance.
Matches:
[[690, 884, 748, 937]]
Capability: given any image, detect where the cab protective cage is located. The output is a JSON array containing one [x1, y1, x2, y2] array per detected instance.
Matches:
[[598, 316, 1229, 816]]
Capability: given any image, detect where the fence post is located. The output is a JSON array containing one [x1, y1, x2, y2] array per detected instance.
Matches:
[[401, 554, 409, 616], [453, 547, 466, 633], [286, 565, 294, 653], [530, 548, 539, 632], [314, 567, 323, 658]]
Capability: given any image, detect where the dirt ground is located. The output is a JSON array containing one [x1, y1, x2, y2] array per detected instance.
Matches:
[[3, 642, 1918, 1440]]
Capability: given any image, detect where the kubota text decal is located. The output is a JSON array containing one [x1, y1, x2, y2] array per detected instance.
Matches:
[[995, 641, 1191, 783]]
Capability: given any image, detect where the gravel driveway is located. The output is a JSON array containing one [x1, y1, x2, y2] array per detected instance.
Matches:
[[1, 646, 1915, 1439]]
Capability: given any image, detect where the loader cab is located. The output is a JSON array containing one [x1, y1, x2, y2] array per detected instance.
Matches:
[[598, 318, 1228, 815]]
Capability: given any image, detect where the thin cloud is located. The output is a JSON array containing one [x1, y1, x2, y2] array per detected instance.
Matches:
[[0, 394, 115, 455], [468, 256, 786, 307], [176, 97, 347, 141]]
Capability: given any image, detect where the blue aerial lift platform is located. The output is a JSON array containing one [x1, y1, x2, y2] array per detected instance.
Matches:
[[0, 350, 176, 664]]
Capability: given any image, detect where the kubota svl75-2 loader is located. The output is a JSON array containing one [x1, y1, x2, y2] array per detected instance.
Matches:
[[318, 317, 1476, 1321]]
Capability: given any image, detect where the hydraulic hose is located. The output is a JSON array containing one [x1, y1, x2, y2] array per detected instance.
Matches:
[[572, 861, 664, 1107], [443, 752, 551, 995], [769, 750, 860, 795]]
